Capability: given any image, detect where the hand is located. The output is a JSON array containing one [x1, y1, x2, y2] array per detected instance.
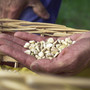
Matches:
[[0, 0, 49, 19], [0, 32, 90, 75]]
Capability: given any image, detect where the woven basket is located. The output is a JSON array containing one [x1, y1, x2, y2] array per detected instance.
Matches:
[[0, 19, 90, 90]]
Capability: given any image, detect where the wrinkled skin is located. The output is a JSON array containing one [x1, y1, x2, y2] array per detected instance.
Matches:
[[0, 0, 49, 19], [0, 32, 90, 75]]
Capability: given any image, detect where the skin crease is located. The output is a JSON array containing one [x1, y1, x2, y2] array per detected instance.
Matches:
[[0, 32, 90, 75], [0, 0, 49, 19]]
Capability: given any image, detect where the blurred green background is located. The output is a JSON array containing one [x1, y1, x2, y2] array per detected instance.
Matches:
[[56, 0, 90, 30]]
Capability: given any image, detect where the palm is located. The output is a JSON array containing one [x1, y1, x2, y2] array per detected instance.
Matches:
[[0, 32, 90, 75], [30, 32, 90, 75]]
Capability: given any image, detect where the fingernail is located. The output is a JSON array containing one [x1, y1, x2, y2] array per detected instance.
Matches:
[[44, 13, 50, 19], [30, 63, 40, 72]]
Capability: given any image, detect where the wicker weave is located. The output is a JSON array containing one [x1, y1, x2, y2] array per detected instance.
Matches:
[[0, 18, 89, 37]]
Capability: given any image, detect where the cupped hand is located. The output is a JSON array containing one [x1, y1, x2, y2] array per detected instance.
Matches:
[[0, 0, 49, 19], [0, 32, 90, 75]]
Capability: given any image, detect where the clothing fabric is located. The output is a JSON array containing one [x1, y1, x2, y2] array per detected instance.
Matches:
[[19, 0, 62, 23]]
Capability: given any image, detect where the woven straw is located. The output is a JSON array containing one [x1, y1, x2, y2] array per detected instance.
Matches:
[[0, 19, 90, 90], [0, 18, 89, 37]]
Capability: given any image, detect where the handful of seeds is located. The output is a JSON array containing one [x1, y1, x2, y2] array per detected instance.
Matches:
[[24, 37, 76, 60]]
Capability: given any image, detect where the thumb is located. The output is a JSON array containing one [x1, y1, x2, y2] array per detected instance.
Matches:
[[27, 0, 50, 19], [30, 59, 52, 73]]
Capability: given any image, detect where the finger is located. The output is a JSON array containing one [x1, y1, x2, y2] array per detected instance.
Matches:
[[0, 38, 25, 52], [28, 0, 50, 19], [0, 33, 26, 46], [69, 33, 82, 41], [2, 32, 14, 36], [14, 32, 47, 41], [75, 32, 90, 40], [57, 33, 82, 41], [30, 59, 52, 73], [0, 45, 36, 68]]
